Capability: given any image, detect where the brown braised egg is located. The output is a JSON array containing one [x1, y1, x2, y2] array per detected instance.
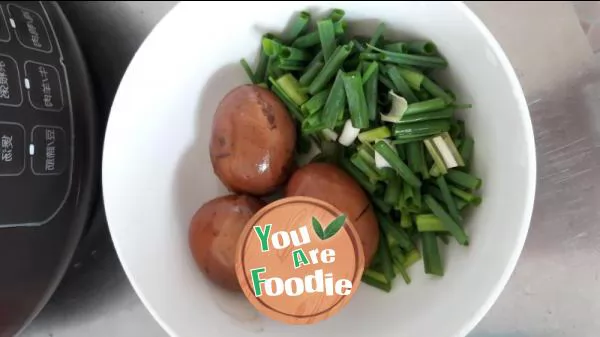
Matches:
[[188, 194, 264, 291], [210, 84, 296, 196], [286, 162, 380, 266]]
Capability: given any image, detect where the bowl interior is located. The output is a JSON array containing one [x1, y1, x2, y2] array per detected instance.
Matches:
[[102, 2, 535, 337]]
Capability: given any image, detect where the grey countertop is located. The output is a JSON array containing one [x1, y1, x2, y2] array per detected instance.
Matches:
[[21, 2, 600, 337]]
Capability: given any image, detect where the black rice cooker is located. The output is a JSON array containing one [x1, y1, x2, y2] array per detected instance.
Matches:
[[0, 1, 98, 335]]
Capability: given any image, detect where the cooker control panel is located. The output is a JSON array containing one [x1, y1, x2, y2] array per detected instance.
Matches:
[[0, 1, 73, 227]]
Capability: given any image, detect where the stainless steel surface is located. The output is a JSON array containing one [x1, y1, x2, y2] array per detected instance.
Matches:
[[21, 2, 600, 337]]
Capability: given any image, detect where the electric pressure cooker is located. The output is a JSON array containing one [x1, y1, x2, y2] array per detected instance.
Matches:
[[0, 1, 98, 336]]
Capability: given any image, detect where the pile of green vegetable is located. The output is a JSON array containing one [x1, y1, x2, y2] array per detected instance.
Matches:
[[240, 8, 483, 292]]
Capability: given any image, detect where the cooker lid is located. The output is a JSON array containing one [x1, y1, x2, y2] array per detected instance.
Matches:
[[0, 1, 98, 336]]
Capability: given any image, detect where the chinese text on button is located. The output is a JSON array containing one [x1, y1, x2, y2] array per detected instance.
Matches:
[[38, 66, 53, 108], [45, 128, 55, 171], [23, 10, 42, 49], [1, 134, 13, 162], [0, 61, 9, 99]]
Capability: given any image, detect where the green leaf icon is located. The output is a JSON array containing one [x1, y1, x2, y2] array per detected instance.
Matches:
[[312, 217, 325, 240], [322, 214, 347, 240]]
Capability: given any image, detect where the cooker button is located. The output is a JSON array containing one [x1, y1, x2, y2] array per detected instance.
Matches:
[[7, 4, 51, 52], [0, 54, 22, 107], [0, 122, 25, 176], [0, 7, 10, 42], [24, 61, 63, 111], [31, 126, 66, 175]]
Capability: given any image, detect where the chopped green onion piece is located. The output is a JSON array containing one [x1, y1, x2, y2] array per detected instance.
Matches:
[[321, 71, 347, 128], [284, 11, 311, 42], [378, 232, 395, 281], [429, 162, 443, 177], [401, 181, 418, 212], [301, 89, 330, 116], [262, 36, 284, 56], [406, 141, 422, 174], [339, 119, 361, 146], [351, 152, 380, 183], [383, 42, 408, 53], [446, 169, 482, 190], [318, 19, 337, 61], [393, 119, 451, 139], [362, 61, 379, 84], [239, 58, 256, 83], [367, 44, 448, 68], [385, 65, 418, 103], [358, 126, 392, 143], [426, 184, 468, 210], [340, 157, 378, 194], [378, 214, 414, 251], [280, 46, 312, 61], [436, 175, 462, 225], [329, 8, 345, 22], [406, 40, 438, 55], [424, 138, 448, 175], [380, 91, 408, 123], [459, 137, 475, 167], [301, 114, 326, 134], [416, 214, 447, 232], [292, 20, 347, 48], [277, 60, 305, 71], [397, 67, 424, 90], [424, 195, 469, 245], [384, 175, 402, 206], [342, 71, 370, 129], [276, 73, 309, 106], [366, 23, 386, 51], [267, 56, 283, 78], [422, 76, 454, 104], [374, 139, 395, 169], [393, 258, 411, 284], [381, 53, 447, 69], [405, 98, 447, 115], [299, 61, 323, 88], [417, 141, 430, 179], [374, 140, 422, 188], [391, 135, 429, 145], [403, 249, 421, 268], [309, 42, 354, 95], [435, 132, 465, 167], [363, 62, 379, 121], [397, 108, 454, 124], [254, 44, 270, 84], [357, 143, 375, 160], [422, 232, 444, 276], [358, 147, 379, 175], [449, 186, 482, 205], [362, 269, 391, 292], [268, 76, 304, 121]]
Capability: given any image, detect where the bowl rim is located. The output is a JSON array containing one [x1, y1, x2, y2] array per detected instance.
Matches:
[[102, 2, 537, 337]]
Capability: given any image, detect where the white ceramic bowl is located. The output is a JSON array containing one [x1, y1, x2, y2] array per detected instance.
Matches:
[[102, 2, 536, 337]]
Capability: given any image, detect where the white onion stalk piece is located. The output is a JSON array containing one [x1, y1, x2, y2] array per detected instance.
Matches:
[[380, 91, 408, 123], [338, 120, 361, 146]]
